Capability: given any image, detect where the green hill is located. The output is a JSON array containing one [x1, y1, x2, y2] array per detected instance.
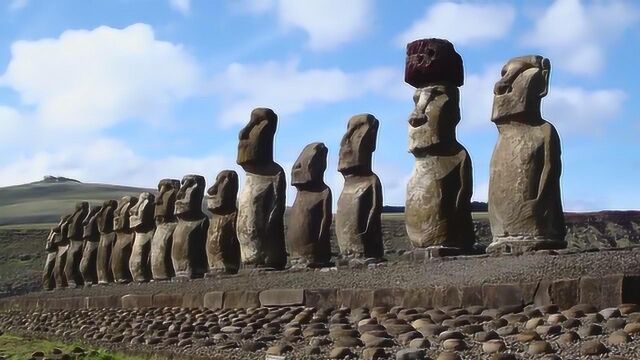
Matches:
[[0, 176, 154, 227]]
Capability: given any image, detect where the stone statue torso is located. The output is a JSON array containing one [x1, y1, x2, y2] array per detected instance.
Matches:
[[288, 187, 331, 262], [406, 147, 473, 248], [336, 174, 383, 258]]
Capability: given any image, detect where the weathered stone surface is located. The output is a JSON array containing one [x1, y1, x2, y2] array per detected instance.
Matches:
[[205, 170, 241, 274], [482, 284, 524, 308], [43, 216, 69, 290], [96, 200, 117, 284], [129, 192, 155, 282], [121, 294, 152, 309], [79, 205, 101, 285], [64, 201, 89, 287], [150, 178, 180, 281], [53, 214, 72, 289], [203, 291, 225, 309], [237, 108, 287, 269], [84, 295, 121, 308], [172, 175, 209, 279], [223, 290, 260, 309], [288, 142, 333, 266], [259, 289, 304, 306], [111, 196, 138, 283], [488, 55, 566, 254], [580, 275, 640, 309], [339, 289, 375, 308], [305, 288, 338, 309], [550, 278, 579, 310], [336, 114, 384, 258], [405, 38, 463, 88], [152, 293, 183, 307], [405, 43, 474, 251]]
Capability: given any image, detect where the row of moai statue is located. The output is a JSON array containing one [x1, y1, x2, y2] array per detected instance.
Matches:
[[43, 38, 567, 289]]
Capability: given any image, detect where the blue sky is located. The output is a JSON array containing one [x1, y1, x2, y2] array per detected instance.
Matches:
[[0, 0, 638, 211]]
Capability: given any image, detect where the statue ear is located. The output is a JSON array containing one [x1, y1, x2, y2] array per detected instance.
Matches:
[[539, 57, 551, 98]]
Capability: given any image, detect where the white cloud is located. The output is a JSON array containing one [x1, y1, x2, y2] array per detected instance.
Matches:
[[8, 0, 28, 11], [212, 59, 399, 126], [544, 86, 626, 134], [0, 137, 238, 189], [0, 105, 24, 146], [524, 0, 640, 75], [240, 0, 372, 50], [169, 0, 190, 16], [0, 23, 201, 132], [460, 64, 502, 130], [396, 2, 515, 46]]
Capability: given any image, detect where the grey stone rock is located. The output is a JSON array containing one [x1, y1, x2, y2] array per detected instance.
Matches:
[[336, 114, 384, 259], [96, 200, 117, 284], [150, 179, 180, 280], [487, 55, 566, 254], [236, 108, 287, 269], [79, 205, 101, 285], [129, 192, 155, 282], [205, 170, 241, 274], [396, 348, 426, 360], [172, 175, 209, 279], [64, 201, 89, 287], [288, 142, 333, 267], [111, 196, 137, 283]]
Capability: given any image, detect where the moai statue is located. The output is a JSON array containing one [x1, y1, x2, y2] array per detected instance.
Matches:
[[287, 143, 332, 267], [205, 170, 241, 275], [487, 55, 566, 254], [79, 205, 101, 285], [96, 200, 117, 284], [151, 179, 181, 281], [111, 196, 138, 283], [172, 175, 209, 279], [404, 38, 475, 255], [42, 215, 69, 290], [336, 114, 384, 259], [129, 192, 156, 282], [53, 215, 72, 288], [64, 201, 89, 288], [236, 108, 287, 269]]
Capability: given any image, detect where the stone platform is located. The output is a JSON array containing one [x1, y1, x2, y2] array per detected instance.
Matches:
[[3, 247, 640, 312]]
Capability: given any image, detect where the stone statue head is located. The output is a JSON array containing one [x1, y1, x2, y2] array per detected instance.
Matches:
[[237, 108, 277, 168], [338, 114, 379, 175], [67, 201, 89, 239], [175, 174, 206, 218], [491, 55, 551, 123], [405, 38, 464, 88], [206, 170, 239, 214], [48, 214, 70, 248], [154, 179, 181, 223], [82, 205, 101, 239], [129, 192, 156, 230], [408, 85, 461, 154], [97, 200, 117, 234], [114, 196, 138, 232], [292, 142, 328, 188]]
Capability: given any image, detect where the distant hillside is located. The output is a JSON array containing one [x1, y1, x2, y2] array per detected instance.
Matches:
[[0, 176, 154, 227]]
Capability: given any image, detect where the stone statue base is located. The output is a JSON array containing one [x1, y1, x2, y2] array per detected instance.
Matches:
[[486, 237, 567, 255], [130, 229, 154, 282], [97, 232, 116, 284], [150, 222, 176, 281]]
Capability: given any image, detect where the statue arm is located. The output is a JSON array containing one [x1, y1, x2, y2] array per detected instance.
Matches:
[[364, 177, 383, 236], [267, 171, 287, 230], [537, 124, 562, 202], [456, 151, 473, 213], [319, 189, 333, 243]]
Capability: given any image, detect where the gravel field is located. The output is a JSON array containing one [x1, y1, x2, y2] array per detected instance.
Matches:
[[14, 247, 640, 300], [2, 302, 640, 359]]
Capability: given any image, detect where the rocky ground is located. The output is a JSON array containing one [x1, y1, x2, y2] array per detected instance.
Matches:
[[2, 302, 640, 359], [3, 212, 640, 300], [13, 246, 640, 300]]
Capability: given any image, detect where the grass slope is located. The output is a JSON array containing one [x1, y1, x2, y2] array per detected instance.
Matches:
[[0, 179, 153, 227]]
